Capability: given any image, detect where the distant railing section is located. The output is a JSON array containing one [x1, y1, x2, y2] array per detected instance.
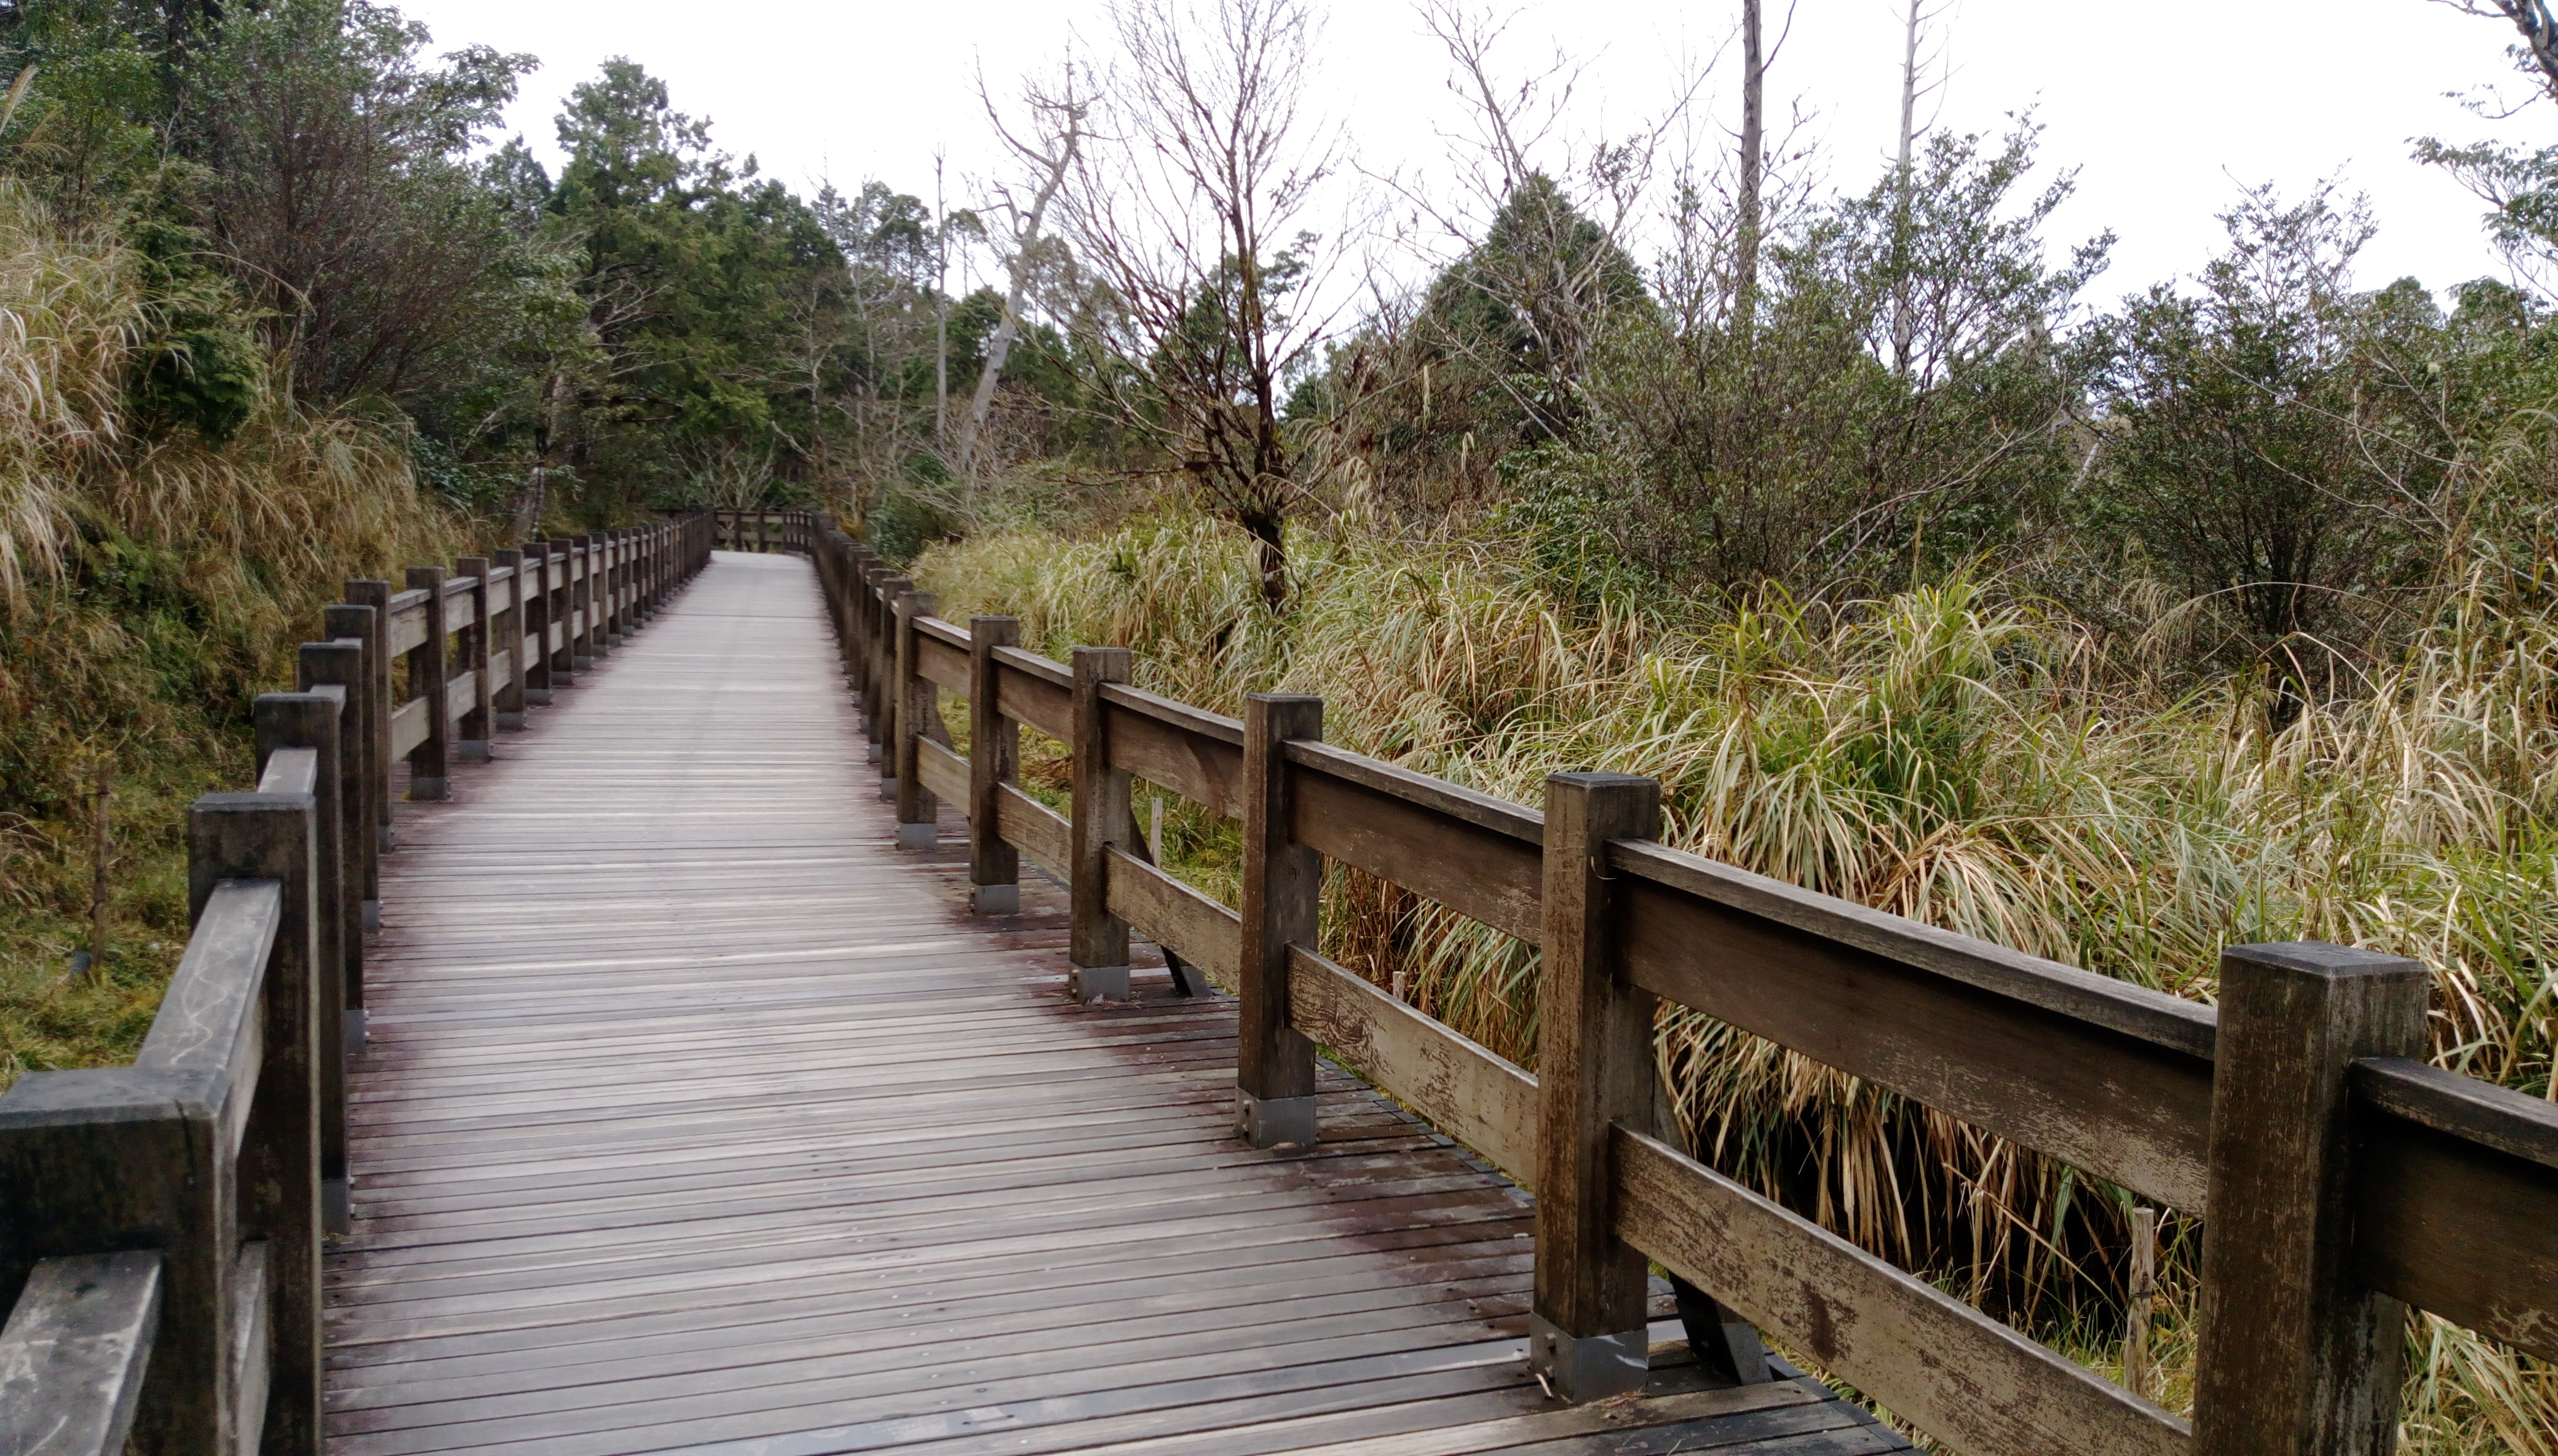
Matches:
[[0, 515, 713, 1455], [708, 508, 812, 556], [793, 508, 2558, 1456]]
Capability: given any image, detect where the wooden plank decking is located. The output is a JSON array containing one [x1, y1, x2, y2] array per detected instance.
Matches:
[[322, 550, 1910, 1456]]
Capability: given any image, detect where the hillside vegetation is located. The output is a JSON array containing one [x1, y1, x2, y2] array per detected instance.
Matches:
[[0, 178, 465, 1083]]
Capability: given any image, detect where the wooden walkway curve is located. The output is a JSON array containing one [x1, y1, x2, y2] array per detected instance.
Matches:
[[323, 551, 1907, 1456]]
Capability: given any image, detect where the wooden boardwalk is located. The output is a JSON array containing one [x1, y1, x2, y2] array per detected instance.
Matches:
[[322, 551, 1909, 1456]]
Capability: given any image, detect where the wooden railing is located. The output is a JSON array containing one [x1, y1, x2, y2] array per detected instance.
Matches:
[[0, 515, 713, 1455], [796, 509, 2558, 1456], [707, 508, 812, 555]]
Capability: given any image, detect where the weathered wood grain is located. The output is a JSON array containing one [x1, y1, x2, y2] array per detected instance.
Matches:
[[2355, 1091, 2558, 1362], [1289, 944, 1537, 1185], [1239, 695, 1323, 1144], [1104, 845, 1240, 987], [1288, 746, 1543, 941], [995, 646, 1074, 738], [893, 590, 940, 837], [1615, 1126, 2190, 1456], [387, 698, 429, 761], [1071, 647, 1136, 988], [1104, 686, 1245, 818], [915, 625, 971, 694], [968, 617, 1021, 907], [384, 590, 428, 657], [2350, 1056, 2558, 1359], [0, 1251, 162, 1456], [402, 567, 449, 801], [2193, 943, 2426, 1456], [1616, 867, 2214, 1212], [1530, 773, 1658, 1400], [191, 775, 323, 1456], [914, 737, 969, 808]]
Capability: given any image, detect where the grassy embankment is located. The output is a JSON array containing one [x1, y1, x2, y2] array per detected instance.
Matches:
[[0, 185, 470, 1087], [913, 503, 2558, 1454]]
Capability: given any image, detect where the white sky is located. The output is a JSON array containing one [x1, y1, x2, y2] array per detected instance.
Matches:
[[400, 0, 2542, 310]]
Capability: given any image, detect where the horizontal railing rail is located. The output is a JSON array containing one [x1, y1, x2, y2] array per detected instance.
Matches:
[[0, 512, 713, 1454], [798, 507, 2558, 1456]]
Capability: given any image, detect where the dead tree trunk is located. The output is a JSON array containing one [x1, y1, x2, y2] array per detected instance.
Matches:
[[1735, 0, 1764, 339]]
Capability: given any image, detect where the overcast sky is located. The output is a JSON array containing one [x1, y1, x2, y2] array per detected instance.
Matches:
[[399, 0, 2543, 309]]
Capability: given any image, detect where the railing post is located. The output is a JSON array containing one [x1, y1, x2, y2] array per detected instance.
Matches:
[[190, 777, 322, 1455], [256, 692, 349, 1249], [844, 545, 874, 710], [642, 524, 656, 612], [301, 633, 373, 1046], [403, 566, 449, 800], [344, 580, 394, 851], [1531, 770, 1662, 1403], [592, 532, 614, 649], [831, 541, 855, 687], [322, 600, 381, 928], [607, 529, 628, 643], [968, 617, 1021, 914], [1238, 694, 1323, 1145], [541, 540, 576, 689], [1068, 646, 1135, 1003], [454, 556, 491, 762], [893, 590, 939, 849], [601, 530, 616, 643], [2192, 942, 2428, 1456], [492, 548, 526, 730], [858, 563, 882, 746], [647, 524, 664, 615], [870, 571, 908, 775], [575, 534, 598, 670]]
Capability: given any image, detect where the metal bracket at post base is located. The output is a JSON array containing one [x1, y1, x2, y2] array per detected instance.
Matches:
[[1671, 1274, 1772, 1387], [972, 884, 1020, 914], [1528, 1312, 1650, 1402], [1236, 1090, 1316, 1148], [895, 823, 936, 851], [1067, 965, 1129, 1003], [407, 776, 448, 801]]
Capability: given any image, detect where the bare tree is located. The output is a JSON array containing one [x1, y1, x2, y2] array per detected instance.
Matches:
[[1732, 0, 1796, 338], [1735, 0, 1764, 334], [1061, 0, 1345, 609], [958, 61, 1090, 477], [1889, 0, 1949, 375], [2437, 0, 2558, 98], [1396, 2, 1700, 434], [934, 152, 952, 444]]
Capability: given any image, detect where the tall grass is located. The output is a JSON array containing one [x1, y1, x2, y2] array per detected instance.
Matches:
[[0, 181, 470, 1086], [914, 505, 2558, 1450]]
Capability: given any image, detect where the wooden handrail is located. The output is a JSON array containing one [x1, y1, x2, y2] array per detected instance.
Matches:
[[0, 510, 713, 1452], [808, 507, 2557, 1456]]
